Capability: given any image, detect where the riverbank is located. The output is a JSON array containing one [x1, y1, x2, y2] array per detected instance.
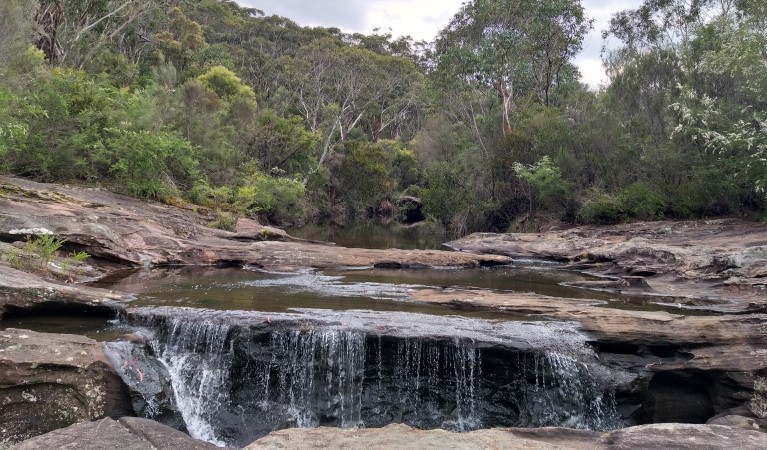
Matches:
[[1, 176, 766, 448]]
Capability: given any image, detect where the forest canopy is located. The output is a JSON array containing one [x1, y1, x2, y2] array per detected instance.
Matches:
[[0, 0, 764, 234]]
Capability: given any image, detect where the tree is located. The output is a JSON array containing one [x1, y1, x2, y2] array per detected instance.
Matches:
[[435, 0, 590, 135], [282, 38, 423, 168], [0, 1, 37, 69]]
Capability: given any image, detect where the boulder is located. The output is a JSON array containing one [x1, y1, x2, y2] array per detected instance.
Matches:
[[9, 417, 220, 450], [0, 329, 131, 445]]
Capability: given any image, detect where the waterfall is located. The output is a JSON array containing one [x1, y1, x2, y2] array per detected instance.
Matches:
[[146, 317, 234, 446], [129, 310, 623, 447]]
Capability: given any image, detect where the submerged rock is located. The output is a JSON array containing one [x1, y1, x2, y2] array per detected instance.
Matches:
[[0, 329, 131, 445]]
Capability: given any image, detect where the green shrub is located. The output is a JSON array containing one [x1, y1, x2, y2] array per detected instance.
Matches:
[[577, 192, 622, 224], [209, 209, 238, 231], [24, 234, 65, 267], [188, 182, 233, 207], [513, 156, 571, 213], [619, 183, 667, 220], [107, 129, 199, 200], [235, 174, 306, 225]]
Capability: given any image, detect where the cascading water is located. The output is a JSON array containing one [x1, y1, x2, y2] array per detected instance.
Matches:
[[126, 308, 623, 447]]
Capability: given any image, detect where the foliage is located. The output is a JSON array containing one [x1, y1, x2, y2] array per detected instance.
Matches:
[[0, 0, 764, 235], [513, 156, 571, 213], [208, 209, 238, 232], [235, 174, 306, 225], [24, 234, 66, 268]]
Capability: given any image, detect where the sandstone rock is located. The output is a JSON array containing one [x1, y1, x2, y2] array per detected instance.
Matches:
[[9, 417, 220, 450], [0, 264, 132, 319], [0, 329, 131, 444], [447, 220, 767, 311], [245, 423, 767, 450], [0, 176, 509, 270], [596, 423, 767, 449], [706, 414, 762, 431], [245, 423, 598, 450]]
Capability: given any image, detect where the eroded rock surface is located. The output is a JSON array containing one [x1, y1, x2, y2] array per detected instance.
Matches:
[[0, 264, 132, 319], [0, 329, 131, 445], [0, 177, 509, 270], [447, 220, 767, 312], [9, 417, 220, 450]]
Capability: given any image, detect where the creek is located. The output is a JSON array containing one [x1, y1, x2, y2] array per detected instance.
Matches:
[[0, 229, 722, 447], [83, 263, 642, 447]]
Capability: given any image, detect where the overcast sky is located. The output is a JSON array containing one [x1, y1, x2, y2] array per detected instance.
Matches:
[[236, 0, 642, 88]]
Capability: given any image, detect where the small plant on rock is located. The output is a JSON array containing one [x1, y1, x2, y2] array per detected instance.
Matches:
[[24, 233, 65, 268], [70, 250, 90, 263], [209, 210, 238, 232]]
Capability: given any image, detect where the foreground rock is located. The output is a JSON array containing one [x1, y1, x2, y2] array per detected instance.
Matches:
[[10, 417, 219, 450], [0, 177, 509, 270], [0, 329, 131, 445], [245, 423, 767, 450], [447, 220, 767, 312]]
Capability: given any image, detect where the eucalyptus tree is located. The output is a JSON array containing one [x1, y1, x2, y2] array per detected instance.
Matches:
[[434, 0, 591, 136], [281, 38, 424, 168], [34, 0, 164, 66]]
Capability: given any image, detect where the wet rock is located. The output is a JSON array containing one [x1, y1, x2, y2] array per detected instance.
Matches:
[[0, 329, 131, 445], [410, 288, 767, 423], [124, 307, 627, 446], [103, 341, 185, 431], [9, 417, 220, 450]]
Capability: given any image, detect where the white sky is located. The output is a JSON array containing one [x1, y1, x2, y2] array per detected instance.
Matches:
[[237, 0, 643, 89]]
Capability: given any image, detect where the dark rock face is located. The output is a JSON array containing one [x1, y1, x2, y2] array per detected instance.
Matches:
[[9, 417, 221, 450], [123, 308, 627, 447], [103, 340, 185, 431], [0, 329, 131, 445]]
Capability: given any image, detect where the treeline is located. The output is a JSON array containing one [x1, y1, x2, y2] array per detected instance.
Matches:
[[0, 0, 764, 234]]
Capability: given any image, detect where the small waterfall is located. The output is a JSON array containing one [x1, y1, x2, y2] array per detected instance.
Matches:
[[127, 310, 623, 447], [144, 316, 234, 446], [253, 330, 367, 429]]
